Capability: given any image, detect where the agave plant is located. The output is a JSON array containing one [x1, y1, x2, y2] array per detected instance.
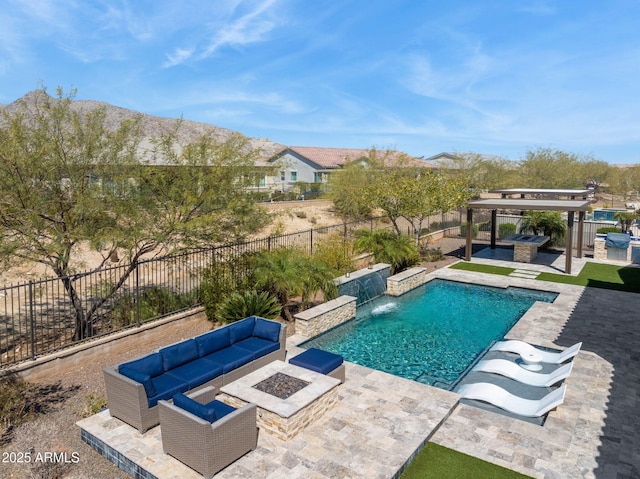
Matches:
[[215, 290, 281, 323]]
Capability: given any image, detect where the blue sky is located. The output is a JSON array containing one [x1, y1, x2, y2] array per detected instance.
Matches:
[[1, 0, 639, 164]]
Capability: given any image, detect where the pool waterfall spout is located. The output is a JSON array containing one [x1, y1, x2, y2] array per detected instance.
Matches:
[[335, 264, 391, 305]]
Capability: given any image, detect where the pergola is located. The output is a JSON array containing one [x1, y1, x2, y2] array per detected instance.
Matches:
[[465, 192, 593, 274], [490, 188, 593, 200]]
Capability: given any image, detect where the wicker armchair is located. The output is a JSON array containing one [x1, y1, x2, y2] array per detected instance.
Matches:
[[158, 386, 257, 478]]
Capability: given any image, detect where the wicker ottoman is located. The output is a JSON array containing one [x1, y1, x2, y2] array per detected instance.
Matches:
[[289, 348, 345, 383]]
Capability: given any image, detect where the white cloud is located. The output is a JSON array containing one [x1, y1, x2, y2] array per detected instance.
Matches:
[[163, 48, 194, 68], [199, 0, 281, 58]]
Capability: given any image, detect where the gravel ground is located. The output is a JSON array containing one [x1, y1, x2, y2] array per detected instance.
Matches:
[[0, 237, 467, 479]]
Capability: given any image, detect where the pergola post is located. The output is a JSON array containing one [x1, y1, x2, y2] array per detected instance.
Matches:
[[465, 207, 473, 261], [565, 211, 574, 274], [490, 209, 497, 249], [577, 211, 585, 258]]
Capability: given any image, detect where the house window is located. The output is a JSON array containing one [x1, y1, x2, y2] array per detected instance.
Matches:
[[280, 171, 286, 181], [290, 171, 297, 182], [314, 172, 322, 183]]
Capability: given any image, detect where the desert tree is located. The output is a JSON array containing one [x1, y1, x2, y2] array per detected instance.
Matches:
[[0, 87, 268, 340]]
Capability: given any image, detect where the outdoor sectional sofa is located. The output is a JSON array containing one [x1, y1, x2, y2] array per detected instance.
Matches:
[[103, 316, 286, 433]]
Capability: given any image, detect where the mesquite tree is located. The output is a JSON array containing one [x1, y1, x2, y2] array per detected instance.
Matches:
[[0, 88, 268, 340]]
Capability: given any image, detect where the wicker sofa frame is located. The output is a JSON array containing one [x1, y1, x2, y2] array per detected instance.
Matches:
[[158, 386, 257, 478], [103, 317, 286, 433]]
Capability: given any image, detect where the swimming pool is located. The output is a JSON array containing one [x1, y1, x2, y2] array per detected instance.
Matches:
[[300, 279, 558, 389]]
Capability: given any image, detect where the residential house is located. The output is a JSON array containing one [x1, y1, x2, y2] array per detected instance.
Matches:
[[261, 146, 437, 192]]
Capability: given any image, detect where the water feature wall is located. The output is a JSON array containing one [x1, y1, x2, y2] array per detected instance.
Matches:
[[335, 263, 391, 305]]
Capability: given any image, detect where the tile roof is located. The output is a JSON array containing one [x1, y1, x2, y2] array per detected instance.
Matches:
[[286, 146, 437, 169]]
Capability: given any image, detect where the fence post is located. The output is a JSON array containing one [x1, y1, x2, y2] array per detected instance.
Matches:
[[135, 263, 141, 327], [310, 228, 313, 255], [29, 280, 36, 360]]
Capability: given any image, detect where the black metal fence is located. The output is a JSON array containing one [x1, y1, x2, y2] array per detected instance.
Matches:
[[1, 208, 609, 368], [0, 215, 409, 367]]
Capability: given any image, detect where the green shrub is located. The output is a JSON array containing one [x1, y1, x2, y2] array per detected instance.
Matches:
[[460, 223, 478, 238], [200, 254, 255, 321], [478, 221, 491, 232], [597, 227, 621, 234], [312, 232, 354, 273], [110, 287, 194, 327], [498, 222, 517, 239], [215, 290, 281, 323], [421, 246, 445, 262]]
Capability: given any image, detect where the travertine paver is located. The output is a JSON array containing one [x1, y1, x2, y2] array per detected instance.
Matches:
[[78, 247, 640, 478], [78, 360, 458, 479], [430, 260, 640, 479]]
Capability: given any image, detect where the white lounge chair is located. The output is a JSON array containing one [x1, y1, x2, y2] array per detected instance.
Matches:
[[458, 382, 567, 417], [490, 340, 582, 364], [473, 359, 573, 387]]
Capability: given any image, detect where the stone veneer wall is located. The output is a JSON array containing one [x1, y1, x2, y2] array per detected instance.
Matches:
[[293, 295, 356, 338], [219, 388, 338, 441], [594, 239, 607, 261], [386, 267, 428, 296], [513, 243, 537, 263]]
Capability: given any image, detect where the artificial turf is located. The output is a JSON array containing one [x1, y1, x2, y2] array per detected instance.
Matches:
[[399, 442, 533, 479], [449, 262, 515, 276], [451, 260, 640, 293]]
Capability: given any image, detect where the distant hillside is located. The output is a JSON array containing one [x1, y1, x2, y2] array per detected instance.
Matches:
[[0, 90, 286, 163]]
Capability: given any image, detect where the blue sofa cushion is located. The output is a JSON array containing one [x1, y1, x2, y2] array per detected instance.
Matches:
[[148, 373, 188, 408], [119, 352, 163, 378], [195, 328, 231, 357], [234, 337, 280, 359], [204, 346, 255, 374], [160, 339, 199, 371], [229, 317, 256, 343], [253, 318, 281, 342], [211, 400, 236, 420], [173, 393, 236, 423], [173, 392, 218, 422], [168, 357, 224, 390], [119, 366, 157, 397], [289, 348, 344, 375]]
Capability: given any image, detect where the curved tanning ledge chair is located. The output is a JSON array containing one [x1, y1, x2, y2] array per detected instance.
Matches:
[[490, 340, 582, 364], [473, 359, 573, 387], [458, 383, 567, 418]]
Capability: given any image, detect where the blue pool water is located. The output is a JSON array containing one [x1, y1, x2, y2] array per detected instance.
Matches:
[[301, 279, 557, 389]]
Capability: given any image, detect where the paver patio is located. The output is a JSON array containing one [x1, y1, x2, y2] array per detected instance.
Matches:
[[78, 248, 640, 478]]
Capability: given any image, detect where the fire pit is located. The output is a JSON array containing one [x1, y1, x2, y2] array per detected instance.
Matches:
[[253, 372, 310, 399], [219, 360, 340, 440]]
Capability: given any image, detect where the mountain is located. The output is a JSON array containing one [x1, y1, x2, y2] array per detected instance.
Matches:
[[0, 90, 286, 162]]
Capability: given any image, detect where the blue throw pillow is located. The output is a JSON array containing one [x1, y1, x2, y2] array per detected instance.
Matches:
[[253, 318, 281, 342], [119, 366, 157, 397], [173, 393, 217, 423]]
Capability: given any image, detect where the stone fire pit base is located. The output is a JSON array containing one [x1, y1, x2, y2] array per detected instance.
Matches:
[[219, 360, 340, 440]]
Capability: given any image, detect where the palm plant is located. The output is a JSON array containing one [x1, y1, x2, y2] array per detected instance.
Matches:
[[298, 259, 338, 309], [215, 290, 281, 323], [353, 229, 419, 274], [252, 248, 303, 320], [252, 248, 339, 320], [614, 211, 638, 233], [518, 211, 567, 247]]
